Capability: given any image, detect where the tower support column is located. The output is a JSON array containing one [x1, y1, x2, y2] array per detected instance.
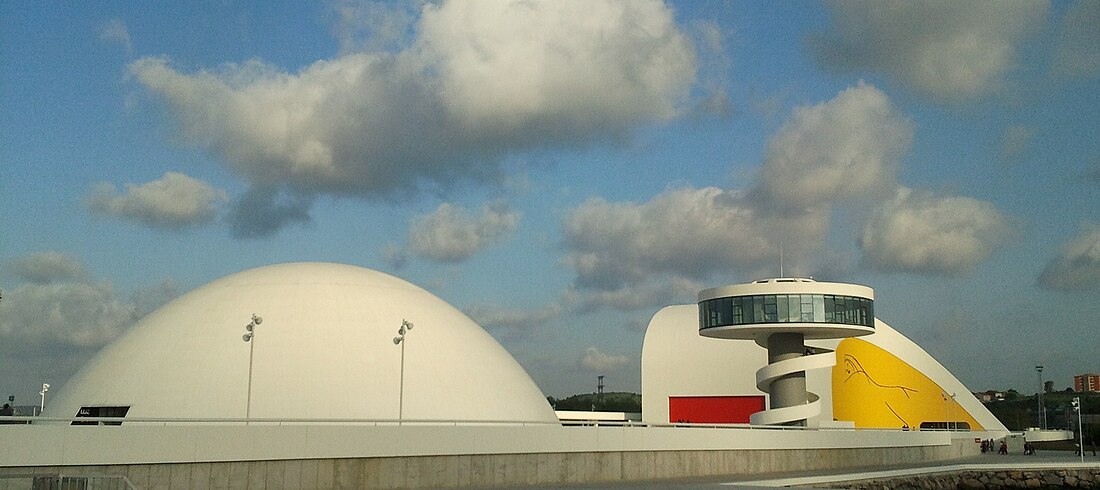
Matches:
[[766, 333, 807, 415]]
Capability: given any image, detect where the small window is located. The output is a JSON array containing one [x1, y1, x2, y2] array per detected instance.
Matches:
[[73, 406, 130, 426]]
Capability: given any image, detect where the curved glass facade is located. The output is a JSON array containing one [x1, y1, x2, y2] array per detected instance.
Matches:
[[699, 294, 873, 330]]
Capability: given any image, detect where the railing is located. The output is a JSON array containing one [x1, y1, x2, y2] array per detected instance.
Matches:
[[0, 416, 564, 426], [0, 473, 137, 490], [1, 415, 980, 432]]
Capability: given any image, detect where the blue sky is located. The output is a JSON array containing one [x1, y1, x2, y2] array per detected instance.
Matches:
[[2, 0, 1099, 406]]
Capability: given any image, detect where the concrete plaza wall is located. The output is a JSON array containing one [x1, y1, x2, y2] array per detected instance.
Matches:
[[0, 423, 977, 488]]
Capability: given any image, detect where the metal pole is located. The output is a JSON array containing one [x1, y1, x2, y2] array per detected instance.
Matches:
[[1036, 366, 1044, 429], [1077, 397, 1085, 463], [942, 392, 948, 431], [398, 336, 405, 423], [246, 336, 255, 423]]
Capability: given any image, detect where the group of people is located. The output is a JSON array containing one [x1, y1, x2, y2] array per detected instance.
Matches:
[[0, 403, 17, 424], [980, 439, 1010, 454]]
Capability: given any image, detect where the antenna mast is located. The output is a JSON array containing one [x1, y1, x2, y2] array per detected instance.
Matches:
[[779, 241, 784, 277]]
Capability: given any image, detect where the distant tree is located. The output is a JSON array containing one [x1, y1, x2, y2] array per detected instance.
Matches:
[[552, 392, 641, 412], [1045, 381, 1054, 394]]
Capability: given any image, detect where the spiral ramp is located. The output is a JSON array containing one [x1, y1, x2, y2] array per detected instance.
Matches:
[[749, 350, 836, 426]]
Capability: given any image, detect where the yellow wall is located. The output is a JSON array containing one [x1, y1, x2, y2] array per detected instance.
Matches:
[[832, 338, 982, 430]]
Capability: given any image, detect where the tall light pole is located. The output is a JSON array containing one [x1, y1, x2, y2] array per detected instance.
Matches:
[[1072, 397, 1084, 463], [392, 319, 413, 423], [1036, 365, 1045, 429], [39, 383, 49, 414], [949, 393, 957, 431], [941, 391, 950, 431], [241, 314, 262, 422]]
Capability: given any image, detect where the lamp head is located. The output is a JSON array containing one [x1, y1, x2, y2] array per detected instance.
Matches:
[[393, 337, 403, 345], [243, 332, 253, 342], [252, 314, 262, 325]]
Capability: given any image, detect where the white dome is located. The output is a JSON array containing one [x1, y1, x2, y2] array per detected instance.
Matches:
[[45, 262, 557, 423]]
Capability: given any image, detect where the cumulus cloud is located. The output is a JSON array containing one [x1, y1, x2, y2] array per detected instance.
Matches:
[[811, 1, 1047, 102], [562, 83, 906, 293], [0, 253, 180, 402], [579, 346, 630, 372], [0, 281, 136, 348], [409, 201, 520, 262], [129, 0, 696, 235], [1, 255, 178, 348], [226, 186, 312, 239], [1053, 0, 1100, 78], [1037, 223, 1100, 290], [860, 187, 1016, 275], [753, 82, 912, 210], [563, 187, 773, 290], [565, 277, 703, 314], [8, 251, 87, 284], [88, 172, 227, 229], [464, 302, 562, 331], [99, 18, 132, 54]]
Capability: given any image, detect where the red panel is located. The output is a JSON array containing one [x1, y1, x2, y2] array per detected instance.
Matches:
[[668, 396, 765, 424]]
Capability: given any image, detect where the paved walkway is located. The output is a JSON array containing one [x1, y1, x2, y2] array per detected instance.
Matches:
[[726, 450, 1100, 488], [536, 451, 1100, 489]]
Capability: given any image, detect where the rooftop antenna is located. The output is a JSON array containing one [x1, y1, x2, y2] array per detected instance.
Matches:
[[779, 240, 784, 278]]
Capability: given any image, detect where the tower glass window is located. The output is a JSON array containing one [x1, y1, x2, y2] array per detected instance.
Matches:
[[700, 294, 874, 330]]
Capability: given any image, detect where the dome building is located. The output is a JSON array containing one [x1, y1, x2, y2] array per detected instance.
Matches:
[[43, 262, 557, 424]]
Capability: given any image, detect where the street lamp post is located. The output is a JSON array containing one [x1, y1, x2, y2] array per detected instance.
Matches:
[[949, 393, 957, 431], [241, 314, 263, 422], [941, 391, 949, 431], [392, 319, 414, 423], [1073, 397, 1084, 463], [39, 383, 49, 414], [1036, 365, 1045, 429]]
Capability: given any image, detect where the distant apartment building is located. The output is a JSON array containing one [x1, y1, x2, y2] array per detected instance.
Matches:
[[1075, 373, 1100, 393]]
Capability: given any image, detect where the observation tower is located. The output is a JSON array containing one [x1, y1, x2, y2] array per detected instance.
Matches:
[[698, 278, 875, 426]]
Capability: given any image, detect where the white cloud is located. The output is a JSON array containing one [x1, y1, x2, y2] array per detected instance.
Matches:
[[1053, 0, 1100, 78], [565, 277, 703, 314], [0, 282, 135, 348], [408, 201, 520, 262], [464, 302, 562, 331], [88, 172, 227, 229], [562, 187, 777, 290], [129, 0, 696, 235], [754, 82, 912, 210], [811, 1, 1048, 102], [579, 346, 630, 372], [1037, 222, 1100, 290], [419, 0, 694, 133], [561, 83, 907, 293], [99, 18, 132, 54], [8, 251, 87, 284], [860, 187, 1016, 275], [0, 253, 180, 403]]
